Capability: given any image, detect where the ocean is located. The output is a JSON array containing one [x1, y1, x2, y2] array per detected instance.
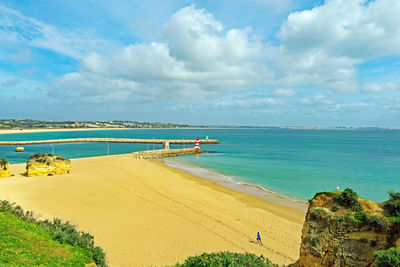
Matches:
[[1, 128, 399, 202]]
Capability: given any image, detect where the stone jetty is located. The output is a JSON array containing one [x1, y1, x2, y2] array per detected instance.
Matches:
[[0, 138, 220, 146], [132, 148, 205, 159]]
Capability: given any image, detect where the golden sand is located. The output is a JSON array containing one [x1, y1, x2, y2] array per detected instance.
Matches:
[[0, 156, 305, 266]]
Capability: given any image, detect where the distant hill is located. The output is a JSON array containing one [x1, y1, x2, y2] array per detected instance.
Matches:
[[0, 119, 196, 129]]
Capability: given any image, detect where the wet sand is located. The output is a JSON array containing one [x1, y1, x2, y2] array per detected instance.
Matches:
[[0, 155, 306, 266]]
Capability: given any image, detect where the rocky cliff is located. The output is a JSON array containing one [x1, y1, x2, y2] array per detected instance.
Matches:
[[26, 153, 71, 177], [296, 189, 399, 267], [0, 157, 11, 177]]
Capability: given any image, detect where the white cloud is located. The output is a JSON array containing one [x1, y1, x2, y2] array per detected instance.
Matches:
[[163, 5, 266, 71], [300, 95, 334, 105], [276, 0, 400, 91], [0, 71, 46, 97], [279, 0, 400, 58], [362, 82, 398, 93], [6, 47, 32, 64], [0, 5, 112, 59], [46, 1, 400, 108], [271, 88, 296, 97], [50, 72, 139, 103], [51, 5, 273, 102], [212, 96, 283, 109]]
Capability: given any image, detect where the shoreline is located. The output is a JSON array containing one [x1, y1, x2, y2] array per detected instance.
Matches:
[[2, 155, 305, 266], [163, 158, 308, 213], [8, 152, 308, 214]]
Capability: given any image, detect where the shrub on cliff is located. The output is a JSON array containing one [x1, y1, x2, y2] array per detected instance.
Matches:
[[384, 190, 400, 217], [27, 153, 67, 165], [0, 200, 106, 266], [368, 215, 390, 232], [0, 209, 95, 265], [374, 247, 400, 267], [335, 188, 361, 210], [173, 252, 277, 267]]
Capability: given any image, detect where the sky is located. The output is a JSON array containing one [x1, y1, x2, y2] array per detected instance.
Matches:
[[0, 0, 399, 126]]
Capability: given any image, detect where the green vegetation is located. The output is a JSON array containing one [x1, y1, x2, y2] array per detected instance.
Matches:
[[314, 191, 340, 199], [0, 200, 106, 266], [331, 203, 340, 212], [353, 211, 369, 223], [374, 247, 400, 267], [173, 252, 277, 267], [0, 157, 8, 170], [333, 214, 348, 222], [369, 215, 390, 232], [310, 207, 327, 220], [26, 153, 69, 167], [310, 236, 320, 247], [384, 190, 400, 217], [335, 188, 360, 210], [313, 189, 392, 232], [0, 210, 93, 266], [332, 212, 369, 227]]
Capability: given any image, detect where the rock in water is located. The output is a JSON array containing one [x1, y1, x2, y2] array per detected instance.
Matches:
[[15, 146, 24, 152], [296, 190, 398, 267], [0, 158, 11, 177], [26, 153, 71, 177]]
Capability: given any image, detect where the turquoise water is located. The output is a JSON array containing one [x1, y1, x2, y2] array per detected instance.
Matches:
[[1, 128, 399, 202]]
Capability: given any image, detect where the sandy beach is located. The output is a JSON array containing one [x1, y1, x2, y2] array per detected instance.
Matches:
[[0, 155, 306, 266]]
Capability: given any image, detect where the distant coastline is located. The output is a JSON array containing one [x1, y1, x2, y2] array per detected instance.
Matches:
[[0, 119, 397, 132], [0, 127, 215, 135], [0, 128, 131, 135], [0, 126, 397, 136]]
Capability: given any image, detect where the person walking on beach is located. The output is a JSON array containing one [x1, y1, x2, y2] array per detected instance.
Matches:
[[257, 232, 262, 245]]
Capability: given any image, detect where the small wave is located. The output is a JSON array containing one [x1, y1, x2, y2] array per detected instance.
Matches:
[[163, 158, 308, 210]]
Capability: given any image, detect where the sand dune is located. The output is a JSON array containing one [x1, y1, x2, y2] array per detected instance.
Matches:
[[0, 155, 305, 266]]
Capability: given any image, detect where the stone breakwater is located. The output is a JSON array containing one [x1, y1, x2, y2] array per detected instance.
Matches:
[[132, 148, 205, 159], [0, 138, 220, 145]]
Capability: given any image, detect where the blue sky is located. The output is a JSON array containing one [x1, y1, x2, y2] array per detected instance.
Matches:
[[0, 0, 399, 126]]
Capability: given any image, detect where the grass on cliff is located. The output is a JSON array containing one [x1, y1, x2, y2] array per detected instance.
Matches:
[[335, 188, 361, 211], [374, 247, 400, 267], [384, 190, 400, 218], [311, 188, 391, 232], [172, 252, 278, 267], [26, 153, 69, 166], [0, 200, 106, 266], [0, 210, 94, 266]]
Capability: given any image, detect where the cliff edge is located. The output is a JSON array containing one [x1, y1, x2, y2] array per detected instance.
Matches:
[[297, 189, 399, 267]]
